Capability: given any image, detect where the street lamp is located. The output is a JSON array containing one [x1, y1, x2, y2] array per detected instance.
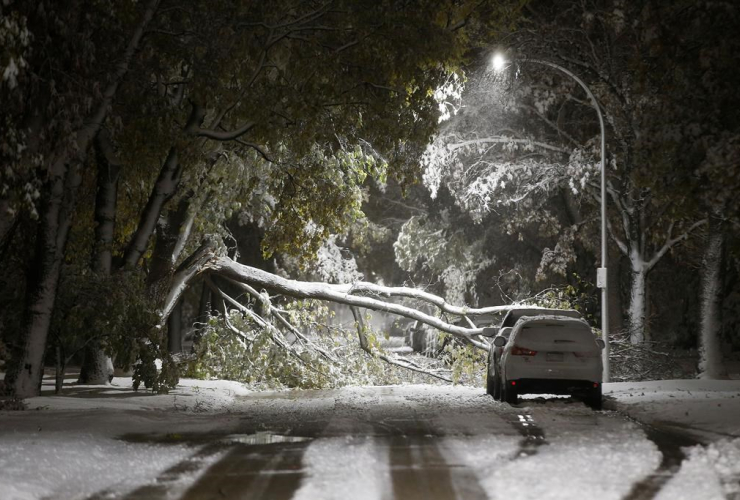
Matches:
[[492, 54, 610, 382]]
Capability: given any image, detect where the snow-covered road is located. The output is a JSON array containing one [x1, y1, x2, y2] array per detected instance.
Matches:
[[2, 380, 739, 499]]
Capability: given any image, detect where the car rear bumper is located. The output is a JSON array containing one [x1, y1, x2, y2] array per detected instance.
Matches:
[[508, 378, 599, 396]]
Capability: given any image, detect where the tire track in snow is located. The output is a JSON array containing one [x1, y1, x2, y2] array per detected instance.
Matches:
[[622, 423, 703, 500], [179, 439, 309, 500], [499, 409, 549, 457], [377, 415, 488, 499], [91, 440, 228, 500]]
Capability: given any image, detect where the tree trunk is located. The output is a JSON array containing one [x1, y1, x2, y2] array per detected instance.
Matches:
[[627, 251, 648, 344], [192, 280, 212, 345], [147, 196, 191, 289], [0, 213, 20, 265], [79, 131, 120, 385], [78, 343, 114, 385], [698, 218, 728, 379], [4, 162, 82, 398], [121, 148, 182, 269], [91, 131, 120, 277], [0, 199, 19, 256], [55, 342, 65, 395], [167, 299, 183, 353], [607, 250, 624, 335]]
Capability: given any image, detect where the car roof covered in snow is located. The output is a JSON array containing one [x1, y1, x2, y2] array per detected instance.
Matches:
[[512, 315, 592, 331], [500, 307, 582, 328]]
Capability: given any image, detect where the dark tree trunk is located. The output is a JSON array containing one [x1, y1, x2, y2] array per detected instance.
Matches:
[[0, 213, 20, 265], [78, 342, 114, 384], [698, 215, 728, 379], [198, 280, 212, 323], [55, 341, 65, 395], [4, 162, 82, 398], [608, 249, 624, 335], [167, 299, 183, 353], [147, 196, 191, 289], [192, 279, 212, 345], [91, 131, 120, 276], [79, 131, 120, 385]]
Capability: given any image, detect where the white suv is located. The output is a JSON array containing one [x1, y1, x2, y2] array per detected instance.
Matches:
[[490, 315, 605, 409]]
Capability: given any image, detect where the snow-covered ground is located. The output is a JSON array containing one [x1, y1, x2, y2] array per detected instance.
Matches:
[[0, 375, 739, 499]]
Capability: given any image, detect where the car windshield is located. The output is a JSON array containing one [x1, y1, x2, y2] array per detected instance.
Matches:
[[516, 323, 597, 352]]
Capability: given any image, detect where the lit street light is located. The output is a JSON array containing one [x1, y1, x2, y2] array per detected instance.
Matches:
[[493, 54, 610, 382]]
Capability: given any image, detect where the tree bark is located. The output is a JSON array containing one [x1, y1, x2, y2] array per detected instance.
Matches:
[[167, 299, 183, 353], [607, 249, 624, 335], [627, 251, 648, 344], [91, 131, 120, 276], [121, 148, 183, 269], [147, 196, 192, 288], [0, 212, 20, 265], [159, 238, 219, 327], [698, 217, 729, 379], [79, 131, 120, 385], [4, 162, 82, 398], [0, 200, 18, 259]]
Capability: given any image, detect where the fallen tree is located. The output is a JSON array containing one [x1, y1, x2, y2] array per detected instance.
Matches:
[[165, 248, 510, 343], [151, 242, 518, 387]]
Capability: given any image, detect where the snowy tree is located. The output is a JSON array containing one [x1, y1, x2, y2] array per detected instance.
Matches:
[[1, 0, 524, 397], [424, 0, 738, 349]]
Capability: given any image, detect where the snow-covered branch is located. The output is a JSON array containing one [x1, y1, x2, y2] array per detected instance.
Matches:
[[447, 137, 570, 155], [224, 278, 339, 363], [351, 307, 453, 383], [204, 256, 507, 342], [159, 238, 219, 325]]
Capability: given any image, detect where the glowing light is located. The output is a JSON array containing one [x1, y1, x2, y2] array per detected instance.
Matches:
[[491, 53, 507, 72]]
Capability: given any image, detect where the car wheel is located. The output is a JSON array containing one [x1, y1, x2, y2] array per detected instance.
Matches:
[[585, 386, 602, 410], [503, 380, 518, 405], [492, 371, 502, 401]]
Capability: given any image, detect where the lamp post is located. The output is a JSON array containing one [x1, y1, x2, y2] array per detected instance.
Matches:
[[493, 55, 610, 382]]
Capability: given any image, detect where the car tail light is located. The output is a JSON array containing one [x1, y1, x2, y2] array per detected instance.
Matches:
[[511, 346, 537, 356]]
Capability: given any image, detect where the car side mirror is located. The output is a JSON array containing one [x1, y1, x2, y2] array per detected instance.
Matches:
[[493, 336, 507, 347], [595, 339, 606, 350], [481, 327, 498, 337]]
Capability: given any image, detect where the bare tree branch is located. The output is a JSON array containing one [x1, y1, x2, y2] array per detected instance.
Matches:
[[646, 219, 707, 271], [196, 121, 257, 141]]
